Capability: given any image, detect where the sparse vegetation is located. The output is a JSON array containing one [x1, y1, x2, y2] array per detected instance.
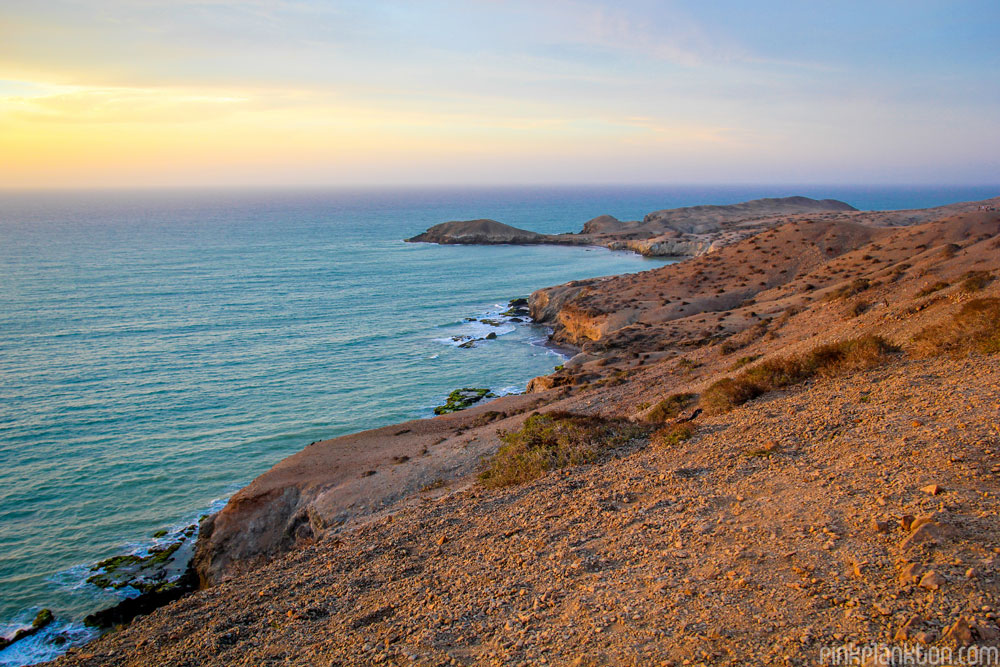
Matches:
[[420, 479, 446, 492], [652, 422, 696, 447], [701, 336, 900, 415], [645, 393, 696, 422], [823, 278, 871, 302], [916, 281, 949, 297], [911, 298, 1000, 357], [729, 354, 762, 370], [478, 412, 648, 488], [960, 270, 993, 293]]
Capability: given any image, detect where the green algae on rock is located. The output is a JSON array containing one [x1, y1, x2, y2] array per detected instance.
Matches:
[[433, 388, 497, 415]]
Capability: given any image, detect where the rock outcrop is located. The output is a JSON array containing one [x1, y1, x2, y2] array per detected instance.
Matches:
[[405, 219, 549, 245]]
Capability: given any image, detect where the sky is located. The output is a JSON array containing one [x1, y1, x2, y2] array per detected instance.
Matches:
[[1, 0, 998, 188]]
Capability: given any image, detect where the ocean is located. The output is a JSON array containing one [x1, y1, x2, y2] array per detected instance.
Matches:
[[0, 184, 997, 664]]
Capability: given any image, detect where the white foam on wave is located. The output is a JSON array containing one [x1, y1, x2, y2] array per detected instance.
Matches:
[[0, 619, 97, 667], [19, 495, 233, 667]]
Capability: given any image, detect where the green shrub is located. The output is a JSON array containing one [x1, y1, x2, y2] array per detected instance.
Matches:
[[479, 412, 648, 488], [912, 298, 1000, 357], [646, 393, 696, 422]]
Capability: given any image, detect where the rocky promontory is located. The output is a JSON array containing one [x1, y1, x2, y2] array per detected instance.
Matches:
[[405, 218, 550, 245], [406, 196, 862, 257]]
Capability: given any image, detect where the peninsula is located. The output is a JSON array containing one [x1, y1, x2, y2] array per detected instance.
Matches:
[[51, 195, 1000, 666]]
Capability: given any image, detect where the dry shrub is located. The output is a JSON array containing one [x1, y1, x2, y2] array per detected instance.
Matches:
[[911, 298, 1000, 357], [646, 393, 696, 422], [700, 378, 767, 416], [916, 281, 949, 297], [653, 422, 697, 447], [849, 300, 870, 318], [701, 335, 899, 415], [823, 278, 870, 302], [479, 412, 648, 488], [804, 336, 900, 377], [961, 271, 994, 293], [729, 354, 762, 370], [719, 320, 769, 355]]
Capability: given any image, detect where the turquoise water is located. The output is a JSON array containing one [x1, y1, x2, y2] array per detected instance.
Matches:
[[0, 185, 997, 664]]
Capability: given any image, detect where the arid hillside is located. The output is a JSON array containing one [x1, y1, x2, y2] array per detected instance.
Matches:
[[51, 202, 1000, 667]]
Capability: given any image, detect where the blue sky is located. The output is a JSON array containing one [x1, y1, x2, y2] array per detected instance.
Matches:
[[1, 0, 998, 186]]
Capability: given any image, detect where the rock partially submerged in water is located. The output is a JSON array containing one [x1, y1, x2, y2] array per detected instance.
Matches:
[[0, 608, 55, 651], [84, 571, 196, 629], [433, 388, 497, 415], [85, 524, 197, 595], [81, 526, 202, 629]]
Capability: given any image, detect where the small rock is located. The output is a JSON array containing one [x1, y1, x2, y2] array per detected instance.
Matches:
[[944, 617, 974, 645], [913, 630, 938, 644], [871, 519, 889, 533], [901, 515, 916, 531], [918, 571, 945, 590], [901, 519, 946, 550], [898, 562, 923, 585], [893, 615, 920, 642], [436, 535, 449, 546], [920, 484, 943, 495]]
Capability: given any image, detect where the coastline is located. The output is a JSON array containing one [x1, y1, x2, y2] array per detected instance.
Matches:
[[2, 297, 579, 665], [16, 191, 1000, 665]]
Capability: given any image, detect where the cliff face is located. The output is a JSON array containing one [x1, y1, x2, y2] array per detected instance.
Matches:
[[192, 393, 557, 586]]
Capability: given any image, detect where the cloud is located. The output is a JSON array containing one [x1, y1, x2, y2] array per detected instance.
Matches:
[[1, 85, 251, 124]]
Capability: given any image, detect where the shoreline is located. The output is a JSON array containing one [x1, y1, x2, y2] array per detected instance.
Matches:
[[41, 194, 1000, 665], [3, 297, 574, 665]]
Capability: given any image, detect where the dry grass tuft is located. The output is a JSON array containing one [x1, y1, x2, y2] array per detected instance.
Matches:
[[961, 270, 994, 293], [653, 422, 697, 447], [823, 278, 870, 302], [646, 393, 696, 422], [911, 298, 1000, 357], [701, 335, 899, 415], [916, 281, 950, 297], [479, 412, 648, 488]]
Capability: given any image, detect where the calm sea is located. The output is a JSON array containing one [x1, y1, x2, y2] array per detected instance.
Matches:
[[0, 184, 996, 664]]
